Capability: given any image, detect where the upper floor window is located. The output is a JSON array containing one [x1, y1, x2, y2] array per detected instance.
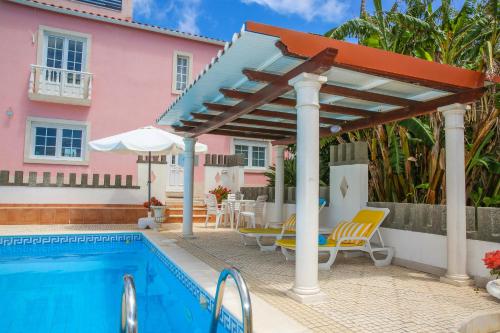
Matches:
[[30, 26, 93, 105], [44, 32, 87, 73], [172, 51, 193, 94], [75, 0, 122, 11], [24, 117, 90, 165], [234, 139, 269, 169]]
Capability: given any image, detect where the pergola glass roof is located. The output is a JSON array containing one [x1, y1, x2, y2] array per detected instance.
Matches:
[[157, 22, 495, 144]]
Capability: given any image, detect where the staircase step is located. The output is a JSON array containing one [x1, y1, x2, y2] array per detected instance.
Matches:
[[165, 215, 214, 223]]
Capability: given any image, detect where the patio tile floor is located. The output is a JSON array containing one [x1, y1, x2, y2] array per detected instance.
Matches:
[[159, 224, 499, 333], [0, 223, 498, 332]]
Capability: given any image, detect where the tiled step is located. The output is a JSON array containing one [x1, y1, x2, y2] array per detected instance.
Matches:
[[164, 204, 212, 223], [165, 214, 213, 223]]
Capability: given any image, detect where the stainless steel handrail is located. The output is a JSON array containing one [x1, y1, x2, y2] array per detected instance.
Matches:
[[120, 275, 138, 333], [209, 267, 252, 333]]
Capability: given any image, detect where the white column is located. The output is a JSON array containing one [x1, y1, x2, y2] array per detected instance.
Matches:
[[287, 72, 327, 303], [438, 103, 472, 286], [182, 137, 196, 238], [274, 145, 286, 224]]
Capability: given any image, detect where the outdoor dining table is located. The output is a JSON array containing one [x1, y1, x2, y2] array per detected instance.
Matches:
[[221, 199, 256, 229]]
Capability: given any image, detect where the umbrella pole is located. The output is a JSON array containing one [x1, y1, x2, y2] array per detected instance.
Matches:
[[148, 151, 152, 212]]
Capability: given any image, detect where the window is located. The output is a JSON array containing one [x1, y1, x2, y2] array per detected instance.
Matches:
[[75, 0, 123, 11], [44, 32, 86, 72], [176, 55, 189, 91], [172, 51, 193, 94], [234, 144, 249, 165], [25, 117, 90, 165], [234, 140, 268, 169], [34, 127, 57, 157], [61, 129, 83, 157]]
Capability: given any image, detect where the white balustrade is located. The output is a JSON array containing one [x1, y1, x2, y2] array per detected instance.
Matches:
[[29, 65, 93, 101]]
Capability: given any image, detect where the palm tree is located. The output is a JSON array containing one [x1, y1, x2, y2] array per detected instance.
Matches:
[[323, 0, 499, 206]]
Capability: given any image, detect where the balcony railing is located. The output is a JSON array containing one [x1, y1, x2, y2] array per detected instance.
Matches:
[[29, 65, 93, 106]]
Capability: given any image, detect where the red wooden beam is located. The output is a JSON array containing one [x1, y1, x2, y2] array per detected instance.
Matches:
[[221, 124, 295, 136], [188, 47, 338, 137], [211, 129, 288, 140], [220, 88, 375, 118], [272, 87, 487, 145], [202, 103, 346, 125], [243, 68, 420, 107]]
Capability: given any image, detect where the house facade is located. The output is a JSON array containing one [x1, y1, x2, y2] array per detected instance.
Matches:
[[0, 0, 271, 201]]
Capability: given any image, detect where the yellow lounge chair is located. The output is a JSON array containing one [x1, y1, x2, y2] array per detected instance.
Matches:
[[276, 207, 393, 270], [237, 200, 328, 252], [237, 214, 297, 251]]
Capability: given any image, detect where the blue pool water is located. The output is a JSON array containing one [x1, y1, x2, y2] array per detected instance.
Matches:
[[0, 233, 240, 333]]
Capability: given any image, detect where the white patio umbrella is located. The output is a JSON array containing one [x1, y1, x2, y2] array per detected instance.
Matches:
[[88, 126, 207, 210]]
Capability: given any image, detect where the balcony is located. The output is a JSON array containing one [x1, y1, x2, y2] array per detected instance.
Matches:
[[28, 65, 93, 106]]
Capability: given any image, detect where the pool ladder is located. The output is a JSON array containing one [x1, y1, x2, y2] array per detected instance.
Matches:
[[209, 267, 253, 333], [120, 275, 138, 333]]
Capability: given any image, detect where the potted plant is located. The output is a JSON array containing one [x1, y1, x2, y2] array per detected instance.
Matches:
[[209, 186, 230, 204], [482, 250, 500, 299], [143, 197, 165, 227]]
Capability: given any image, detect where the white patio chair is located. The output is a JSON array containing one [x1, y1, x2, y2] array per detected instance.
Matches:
[[204, 193, 225, 228], [226, 199, 242, 229], [237, 194, 268, 229]]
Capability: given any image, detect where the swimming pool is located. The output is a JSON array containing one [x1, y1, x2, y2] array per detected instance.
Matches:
[[0, 233, 242, 333]]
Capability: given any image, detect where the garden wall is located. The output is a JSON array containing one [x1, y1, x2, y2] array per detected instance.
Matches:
[[0, 170, 148, 224], [258, 194, 499, 285]]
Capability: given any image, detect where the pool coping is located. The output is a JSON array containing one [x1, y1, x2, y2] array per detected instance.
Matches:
[[0, 229, 309, 333]]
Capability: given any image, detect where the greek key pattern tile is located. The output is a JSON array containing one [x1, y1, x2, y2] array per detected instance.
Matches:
[[143, 237, 243, 333], [0, 232, 142, 246]]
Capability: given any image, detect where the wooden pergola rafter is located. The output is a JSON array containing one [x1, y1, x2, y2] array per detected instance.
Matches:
[[179, 47, 339, 139], [161, 21, 495, 142], [175, 64, 486, 143], [170, 27, 489, 144]]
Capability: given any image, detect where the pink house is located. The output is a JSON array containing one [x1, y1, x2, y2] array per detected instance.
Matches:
[[0, 0, 271, 200]]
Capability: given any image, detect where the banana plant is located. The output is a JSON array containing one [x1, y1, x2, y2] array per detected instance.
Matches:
[[322, 0, 499, 207]]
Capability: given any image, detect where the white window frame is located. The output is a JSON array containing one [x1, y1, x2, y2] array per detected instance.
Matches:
[[24, 117, 90, 165], [37, 25, 92, 71], [171, 50, 193, 94], [232, 138, 270, 171]]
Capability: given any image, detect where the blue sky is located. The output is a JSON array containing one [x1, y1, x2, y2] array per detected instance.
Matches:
[[132, 0, 465, 41]]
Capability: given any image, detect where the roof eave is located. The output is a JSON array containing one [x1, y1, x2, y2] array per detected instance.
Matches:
[[7, 0, 226, 46]]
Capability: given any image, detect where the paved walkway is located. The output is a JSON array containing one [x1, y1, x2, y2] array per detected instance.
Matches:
[[159, 224, 499, 333], [0, 223, 498, 332]]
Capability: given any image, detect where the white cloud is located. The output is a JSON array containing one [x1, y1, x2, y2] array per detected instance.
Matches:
[[241, 0, 347, 22], [177, 0, 202, 35], [133, 0, 202, 35], [133, 0, 155, 18]]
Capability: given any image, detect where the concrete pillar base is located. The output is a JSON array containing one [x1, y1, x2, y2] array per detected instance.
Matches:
[[286, 289, 328, 304], [181, 234, 196, 239], [440, 275, 474, 287]]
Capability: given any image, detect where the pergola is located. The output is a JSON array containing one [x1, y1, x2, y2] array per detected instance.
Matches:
[[157, 22, 498, 303]]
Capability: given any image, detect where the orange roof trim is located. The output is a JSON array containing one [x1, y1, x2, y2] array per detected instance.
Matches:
[[246, 21, 496, 91]]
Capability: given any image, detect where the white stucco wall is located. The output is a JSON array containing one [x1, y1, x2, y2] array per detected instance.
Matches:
[[0, 186, 145, 204], [204, 166, 244, 194]]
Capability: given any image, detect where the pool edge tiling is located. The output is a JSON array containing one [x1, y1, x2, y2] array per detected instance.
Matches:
[[0, 232, 243, 333]]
